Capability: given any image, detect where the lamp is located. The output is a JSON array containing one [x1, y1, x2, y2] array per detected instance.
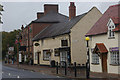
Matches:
[[85, 36, 90, 79]]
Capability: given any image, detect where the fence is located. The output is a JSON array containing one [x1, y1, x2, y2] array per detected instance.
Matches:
[[56, 62, 86, 78]]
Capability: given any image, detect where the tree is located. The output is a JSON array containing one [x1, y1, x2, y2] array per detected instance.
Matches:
[[2, 29, 21, 59]]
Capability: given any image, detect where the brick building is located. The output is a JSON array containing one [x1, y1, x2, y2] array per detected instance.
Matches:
[[20, 4, 69, 63]]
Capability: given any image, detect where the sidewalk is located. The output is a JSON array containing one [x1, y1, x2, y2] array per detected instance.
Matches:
[[3, 62, 120, 79]]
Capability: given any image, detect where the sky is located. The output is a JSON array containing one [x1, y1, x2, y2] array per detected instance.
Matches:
[[1, 1, 119, 32]]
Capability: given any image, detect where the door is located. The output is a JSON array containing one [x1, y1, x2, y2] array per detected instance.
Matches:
[[37, 52, 39, 64], [60, 51, 67, 66], [101, 53, 107, 73]]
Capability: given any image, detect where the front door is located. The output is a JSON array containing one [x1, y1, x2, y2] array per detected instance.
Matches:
[[60, 51, 67, 66], [101, 53, 107, 73], [37, 53, 39, 64]]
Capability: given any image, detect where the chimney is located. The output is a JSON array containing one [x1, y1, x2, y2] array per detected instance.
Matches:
[[21, 25, 24, 30], [37, 12, 44, 19], [69, 2, 76, 20], [44, 4, 58, 15]]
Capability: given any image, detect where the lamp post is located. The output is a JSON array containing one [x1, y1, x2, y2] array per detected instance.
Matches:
[[85, 36, 90, 79]]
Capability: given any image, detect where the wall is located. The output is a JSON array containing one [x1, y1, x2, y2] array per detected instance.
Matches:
[[33, 34, 70, 65], [89, 32, 119, 74], [70, 7, 102, 64]]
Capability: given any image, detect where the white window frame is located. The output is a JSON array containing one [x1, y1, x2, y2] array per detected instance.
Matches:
[[107, 18, 115, 38], [91, 49, 99, 64], [110, 51, 119, 65], [34, 52, 38, 60], [43, 50, 51, 61]]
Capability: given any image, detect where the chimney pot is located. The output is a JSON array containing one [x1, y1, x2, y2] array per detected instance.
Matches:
[[37, 12, 44, 19], [44, 4, 58, 15], [69, 2, 76, 20]]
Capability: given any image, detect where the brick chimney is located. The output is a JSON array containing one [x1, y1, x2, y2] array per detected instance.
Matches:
[[44, 4, 58, 15], [69, 2, 76, 20], [37, 12, 44, 19], [21, 25, 24, 30]]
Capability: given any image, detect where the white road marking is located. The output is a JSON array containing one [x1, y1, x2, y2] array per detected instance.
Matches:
[[17, 76, 20, 78], [57, 76, 60, 78], [8, 73, 10, 76]]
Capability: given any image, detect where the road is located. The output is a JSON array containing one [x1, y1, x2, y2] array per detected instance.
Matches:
[[2, 65, 60, 78]]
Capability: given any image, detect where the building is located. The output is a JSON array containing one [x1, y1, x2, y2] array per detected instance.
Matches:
[[20, 4, 68, 63], [86, 4, 120, 74], [33, 2, 102, 66]]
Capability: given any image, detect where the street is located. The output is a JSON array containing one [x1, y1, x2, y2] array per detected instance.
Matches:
[[2, 65, 60, 78]]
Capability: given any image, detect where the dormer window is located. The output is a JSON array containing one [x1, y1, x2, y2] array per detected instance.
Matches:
[[107, 18, 115, 38], [108, 26, 114, 38]]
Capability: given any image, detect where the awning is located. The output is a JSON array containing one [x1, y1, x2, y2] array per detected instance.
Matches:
[[93, 43, 108, 53]]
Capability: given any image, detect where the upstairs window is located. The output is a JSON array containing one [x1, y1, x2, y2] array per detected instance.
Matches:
[[61, 40, 68, 47], [108, 26, 115, 38], [107, 18, 115, 38]]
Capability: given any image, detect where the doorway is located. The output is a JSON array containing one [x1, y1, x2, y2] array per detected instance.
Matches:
[[37, 52, 40, 64], [60, 51, 67, 66], [101, 53, 107, 73]]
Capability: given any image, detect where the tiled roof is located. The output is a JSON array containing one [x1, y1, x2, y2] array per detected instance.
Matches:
[[93, 43, 108, 53], [32, 13, 87, 41], [32, 11, 69, 23], [86, 4, 120, 36]]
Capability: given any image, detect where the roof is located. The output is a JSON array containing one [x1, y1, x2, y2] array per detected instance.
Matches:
[[86, 4, 120, 36], [32, 11, 69, 23], [32, 13, 87, 41], [93, 43, 108, 53]]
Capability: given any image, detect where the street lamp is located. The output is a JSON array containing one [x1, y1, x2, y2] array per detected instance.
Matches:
[[85, 36, 90, 79]]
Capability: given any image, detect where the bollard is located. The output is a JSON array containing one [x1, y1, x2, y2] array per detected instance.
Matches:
[[86, 62, 89, 79], [65, 62, 67, 75], [74, 62, 77, 77], [56, 62, 58, 74]]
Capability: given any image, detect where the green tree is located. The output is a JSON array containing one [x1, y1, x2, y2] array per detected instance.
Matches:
[[2, 29, 21, 59]]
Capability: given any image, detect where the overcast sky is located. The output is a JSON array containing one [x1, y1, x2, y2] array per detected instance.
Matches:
[[1, 2, 119, 32]]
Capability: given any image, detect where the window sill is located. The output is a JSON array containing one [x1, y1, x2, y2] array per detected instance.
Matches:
[[108, 37, 115, 39], [110, 64, 119, 66], [91, 63, 99, 65]]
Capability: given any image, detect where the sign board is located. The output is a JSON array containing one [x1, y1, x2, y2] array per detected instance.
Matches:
[[109, 47, 119, 52], [9, 47, 14, 51]]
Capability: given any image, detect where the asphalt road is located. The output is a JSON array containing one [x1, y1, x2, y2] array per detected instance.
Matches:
[[2, 65, 60, 78]]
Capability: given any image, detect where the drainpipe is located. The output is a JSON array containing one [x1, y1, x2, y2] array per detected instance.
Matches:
[[68, 33, 71, 64]]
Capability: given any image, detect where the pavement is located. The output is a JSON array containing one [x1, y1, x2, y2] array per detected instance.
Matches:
[[3, 62, 120, 79]]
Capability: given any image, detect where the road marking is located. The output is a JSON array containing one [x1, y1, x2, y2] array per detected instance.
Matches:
[[17, 76, 20, 78], [57, 76, 60, 78], [8, 73, 10, 76], [2, 72, 3, 74]]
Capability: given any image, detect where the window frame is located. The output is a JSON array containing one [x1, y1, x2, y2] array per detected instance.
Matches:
[[91, 48, 99, 65], [110, 51, 119, 66], [43, 50, 51, 61], [61, 40, 68, 47]]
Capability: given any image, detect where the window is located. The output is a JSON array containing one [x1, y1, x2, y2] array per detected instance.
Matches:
[[108, 25, 115, 38], [61, 40, 68, 47], [92, 54, 99, 64], [34, 52, 38, 60], [91, 49, 99, 64], [110, 51, 119, 65], [43, 50, 51, 61]]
